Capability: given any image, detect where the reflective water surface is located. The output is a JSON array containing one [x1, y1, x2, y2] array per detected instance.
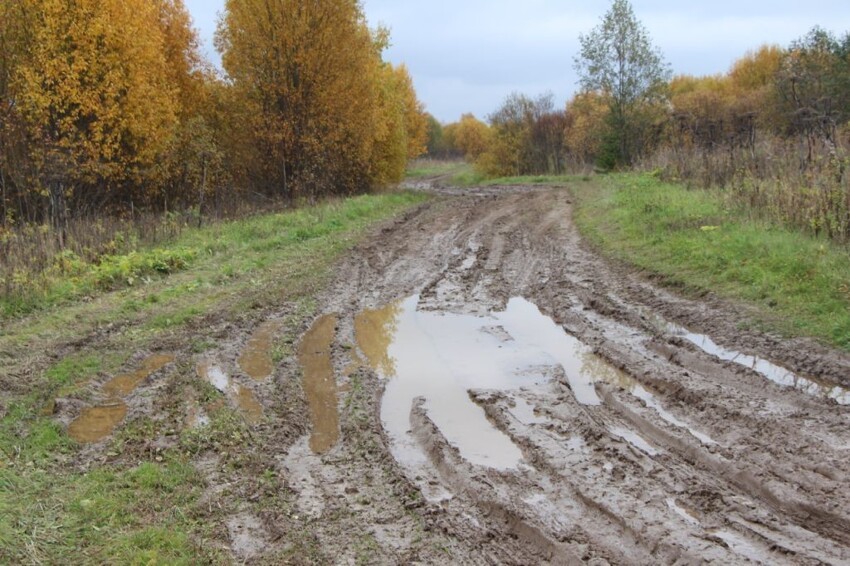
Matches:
[[239, 321, 281, 381], [670, 324, 850, 405], [354, 296, 629, 470], [298, 315, 340, 454], [69, 354, 174, 443]]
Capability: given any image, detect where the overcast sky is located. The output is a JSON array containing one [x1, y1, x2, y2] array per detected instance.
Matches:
[[184, 1, 850, 123]]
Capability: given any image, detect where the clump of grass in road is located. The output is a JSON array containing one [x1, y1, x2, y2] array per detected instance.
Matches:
[[573, 173, 850, 349], [0, 190, 428, 563]]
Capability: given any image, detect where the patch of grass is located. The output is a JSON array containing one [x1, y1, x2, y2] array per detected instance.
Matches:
[[443, 167, 586, 188], [573, 173, 850, 349], [405, 159, 467, 179], [45, 355, 102, 387], [1, 193, 426, 320], [0, 458, 204, 564], [480, 174, 577, 186]]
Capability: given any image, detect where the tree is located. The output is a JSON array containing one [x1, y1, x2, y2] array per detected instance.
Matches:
[[564, 91, 610, 166], [575, 0, 670, 166], [478, 93, 565, 176], [423, 114, 445, 156], [452, 114, 491, 160], [11, 0, 180, 235], [775, 27, 850, 149], [217, 0, 419, 199]]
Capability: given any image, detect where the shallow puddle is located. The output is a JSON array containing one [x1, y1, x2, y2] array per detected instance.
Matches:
[[235, 386, 264, 424], [355, 296, 626, 470], [69, 354, 174, 443], [68, 402, 128, 443], [298, 314, 340, 454], [238, 321, 281, 381], [102, 354, 175, 398], [509, 397, 548, 425], [197, 362, 264, 423], [670, 324, 850, 406], [609, 426, 660, 456]]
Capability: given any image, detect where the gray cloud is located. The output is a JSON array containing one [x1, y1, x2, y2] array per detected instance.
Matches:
[[185, 0, 850, 122]]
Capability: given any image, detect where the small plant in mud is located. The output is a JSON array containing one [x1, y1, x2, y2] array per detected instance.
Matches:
[[180, 407, 253, 457]]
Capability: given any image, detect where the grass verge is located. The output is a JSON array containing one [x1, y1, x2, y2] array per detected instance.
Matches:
[[572, 173, 850, 349], [0, 190, 428, 563]]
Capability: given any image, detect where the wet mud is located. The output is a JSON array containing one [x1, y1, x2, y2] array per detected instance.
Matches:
[[293, 183, 850, 564], [67, 402, 128, 443], [238, 321, 281, 381], [54, 180, 850, 563], [102, 354, 175, 397], [197, 362, 264, 424]]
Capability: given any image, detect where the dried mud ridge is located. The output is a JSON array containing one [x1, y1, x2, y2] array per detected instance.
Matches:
[[60, 183, 850, 564]]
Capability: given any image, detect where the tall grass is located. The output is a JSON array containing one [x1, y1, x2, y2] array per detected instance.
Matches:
[[647, 134, 850, 243]]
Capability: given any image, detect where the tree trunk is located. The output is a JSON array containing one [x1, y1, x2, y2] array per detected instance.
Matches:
[[0, 167, 6, 227], [198, 157, 207, 228]]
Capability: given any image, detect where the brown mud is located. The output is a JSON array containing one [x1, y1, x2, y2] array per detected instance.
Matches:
[[53, 181, 850, 563], [296, 182, 850, 564]]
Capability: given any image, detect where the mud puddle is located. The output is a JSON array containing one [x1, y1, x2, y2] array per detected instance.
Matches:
[[197, 362, 263, 423], [238, 321, 281, 381], [669, 323, 850, 405], [298, 314, 340, 454], [102, 354, 175, 397], [354, 296, 637, 470], [68, 354, 174, 443], [68, 403, 128, 443]]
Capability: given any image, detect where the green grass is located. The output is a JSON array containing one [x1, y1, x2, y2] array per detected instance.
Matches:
[[573, 173, 850, 349], [0, 190, 428, 563], [405, 159, 468, 180], [419, 161, 583, 188], [0, 457, 203, 563], [1, 193, 426, 319], [477, 174, 577, 186]]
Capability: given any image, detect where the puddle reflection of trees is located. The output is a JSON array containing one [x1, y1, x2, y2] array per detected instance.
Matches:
[[354, 300, 402, 378]]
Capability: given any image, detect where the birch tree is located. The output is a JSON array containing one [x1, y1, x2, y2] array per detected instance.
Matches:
[[575, 0, 670, 166]]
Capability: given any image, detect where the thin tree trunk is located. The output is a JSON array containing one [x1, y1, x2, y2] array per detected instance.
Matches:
[[198, 157, 207, 228], [0, 167, 6, 227]]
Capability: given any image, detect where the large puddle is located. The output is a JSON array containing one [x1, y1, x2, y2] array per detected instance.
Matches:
[[298, 315, 340, 455], [238, 321, 281, 381], [354, 296, 636, 470], [669, 324, 850, 406], [68, 354, 174, 443]]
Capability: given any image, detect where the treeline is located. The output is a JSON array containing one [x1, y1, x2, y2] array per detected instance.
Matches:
[[0, 0, 427, 234], [432, 20, 850, 241]]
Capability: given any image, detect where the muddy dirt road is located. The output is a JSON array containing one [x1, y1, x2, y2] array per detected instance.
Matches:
[[272, 183, 850, 565], [54, 182, 850, 564]]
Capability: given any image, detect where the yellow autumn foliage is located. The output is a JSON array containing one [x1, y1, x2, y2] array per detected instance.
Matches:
[[14, 0, 179, 185]]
